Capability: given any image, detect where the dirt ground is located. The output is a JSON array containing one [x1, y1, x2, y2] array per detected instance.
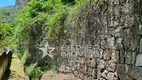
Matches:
[[7, 54, 81, 80], [40, 70, 81, 80]]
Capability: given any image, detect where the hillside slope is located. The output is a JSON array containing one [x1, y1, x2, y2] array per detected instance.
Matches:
[[0, 6, 16, 24]]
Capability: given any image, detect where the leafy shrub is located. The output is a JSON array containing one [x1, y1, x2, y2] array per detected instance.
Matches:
[[0, 24, 13, 49], [25, 64, 42, 80]]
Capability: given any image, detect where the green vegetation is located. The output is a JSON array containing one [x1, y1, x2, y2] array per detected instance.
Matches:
[[0, 6, 16, 24], [0, 24, 13, 50], [0, 0, 89, 79]]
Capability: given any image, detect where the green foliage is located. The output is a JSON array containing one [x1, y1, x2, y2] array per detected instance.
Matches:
[[75, 0, 89, 5], [115, 43, 122, 50], [0, 6, 16, 24], [26, 65, 42, 80], [51, 65, 58, 71], [12, 0, 90, 79], [108, 7, 113, 13], [15, 0, 67, 50], [21, 51, 29, 64], [0, 24, 13, 48], [61, 0, 75, 5]]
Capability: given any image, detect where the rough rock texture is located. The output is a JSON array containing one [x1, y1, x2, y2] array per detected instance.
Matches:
[[59, 0, 142, 80]]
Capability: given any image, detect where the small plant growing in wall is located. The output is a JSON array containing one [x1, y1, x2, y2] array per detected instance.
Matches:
[[115, 43, 122, 50], [108, 7, 113, 13]]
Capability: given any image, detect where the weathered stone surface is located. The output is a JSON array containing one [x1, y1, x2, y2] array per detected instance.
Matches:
[[92, 69, 97, 78], [107, 72, 114, 80], [101, 70, 108, 78], [128, 66, 142, 80], [59, 64, 72, 73], [115, 38, 123, 50], [79, 73, 84, 80], [97, 69, 101, 79], [73, 70, 78, 76], [97, 59, 105, 69], [116, 64, 128, 74], [122, 30, 129, 50], [135, 53, 142, 67], [119, 50, 125, 63], [139, 39, 142, 52], [113, 77, 118, 80], [130, 35, 140, 51], [101, 40, 107, 49], [114, 50, 120, 63], [103, 50, 112, 60], [88, 67, 92, 76], [118, 74, 133, 80], [98, 49, 103, 58], [90, 59, 96, 67], [105, 61, 116, 72], [88, 76, 92, 80], [138, 25, 142, 36], [132, 52, 136, 64], [111, 50, 118, 62], [107, 37, 115, 49], [59, 1, 141, 80], [125, 51, 132, 64], [114, 27, 121, 38]]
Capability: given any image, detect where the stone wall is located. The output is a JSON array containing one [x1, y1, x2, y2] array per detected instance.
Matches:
[[59, 0, 142, 80], [0, 51, 12, 80]]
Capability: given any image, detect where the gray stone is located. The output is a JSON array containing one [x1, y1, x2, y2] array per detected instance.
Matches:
[[135, 53, 142, 66], [97, 69, 102, 79], [90, 59, 96, 67], [84, 75, 88, 80], [118, 74, 133, 80], [109, 21, 119, 27], [111, 50, 118, 62], [99, 49, 103, 58], [125, 51, 132, 64], [58, 64, 72, 73], [139, 39, 142, 52], [88, 67, 92, 76], [101, 40, 107, 49], [122, 30, 129, 50], [89, 53, 94, 58], [103, 50, 112, 60], [114, 27, 121, 33], [128, 66, 142, 80], [132, 52, 136, 64], [79, 73, 84, 80], [116, 64, 128, 74], [114, 50, 120, 63], [115, 33, 121, 37], [119, 50, 125, 63], [73, 70, 78, 76], [105, 61, 116, 72], [92, 69, 97, 78], [130, 35, 140, 51], [101, 70, 108, 78], [94, 49, 100, 58], [107, 37, 115, 49], [115, 38, 123, 50], [88, 76, 92, 80], [97, 59, 105, 69], [138, 25, 142, 36], [107, 72, 114, 80], [113, 77, 118, 80]]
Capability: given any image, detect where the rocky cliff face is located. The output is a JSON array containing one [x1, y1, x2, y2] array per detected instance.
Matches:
[[58, 0, 142, 80]]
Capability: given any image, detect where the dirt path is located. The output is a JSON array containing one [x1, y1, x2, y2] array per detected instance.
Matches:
[[7, 54, 80, 80], [40, 70, 81, 80], [8, 54, 28, 80]]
